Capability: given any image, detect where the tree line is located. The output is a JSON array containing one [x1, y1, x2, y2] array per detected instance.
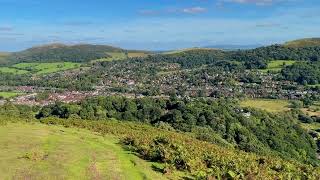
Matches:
[[35, 96, 318, 164]]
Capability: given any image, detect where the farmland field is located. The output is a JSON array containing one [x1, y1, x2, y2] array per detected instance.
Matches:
[[0, 122, 165, 180], [260, 60, 296, 72], [1, 62, 80, 75], [93, 52, 148, 62], [240, 98, 290, 112], [127, 52, 149, 58], [13, 62, 81, 74], [0, 92, 25, 98], [0, 67, 29, 74]]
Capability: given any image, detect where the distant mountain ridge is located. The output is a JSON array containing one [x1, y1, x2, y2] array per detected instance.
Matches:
[[2, 38, 320, 65], [204, 44, 262, 50]]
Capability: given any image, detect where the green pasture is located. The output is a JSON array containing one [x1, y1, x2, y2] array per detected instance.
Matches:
[[93, 52, 148, 62], [0, 122, 165, 180], [0, 92, 25, 98], [240, 98, 290, 112], [260, 60, 296, 72], [0, 67, 29, 74], [13, 62, 81, 74]]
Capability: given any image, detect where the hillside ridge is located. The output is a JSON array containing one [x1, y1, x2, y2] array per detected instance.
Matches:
[[285, 38, 320, 48]]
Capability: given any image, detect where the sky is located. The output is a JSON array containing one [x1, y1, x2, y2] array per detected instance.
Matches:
[[0, 0, 319, 51]]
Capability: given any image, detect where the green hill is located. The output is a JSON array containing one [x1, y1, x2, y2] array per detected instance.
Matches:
[[4, 44, 125, 64], [0, 52, 10, 65], [163, 47, 218, 55], [1, 115, 320, 179], [2, 44, 151, 65], [284, 38, 320, 48]]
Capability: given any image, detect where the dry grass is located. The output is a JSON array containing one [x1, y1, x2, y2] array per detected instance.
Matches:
[[0, 122, 165, 179]]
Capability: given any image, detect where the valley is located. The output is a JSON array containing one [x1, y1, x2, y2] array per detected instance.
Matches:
[[2, 1, 320, 179], [0, 38, 320, 179]]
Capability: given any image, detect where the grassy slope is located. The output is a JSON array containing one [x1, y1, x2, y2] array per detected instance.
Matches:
[[0, 122, 165, 180], [0, 52, 10, 65], [284, 38, 320, 48], [0, 116, 319, 179]]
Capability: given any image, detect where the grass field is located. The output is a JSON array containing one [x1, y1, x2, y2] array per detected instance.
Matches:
[[13, 62, 81, 75], [285, 38, 320, 48], [241, 99, 320, 117], [0, 67, 29, 74], [260, 60, 296, 72], [0, 122, 165, 180], [0, 92, 25, 98], [308, 84, 320, 88], [93, 52, 148, 62], [128, 52, 149, 58], [240, 98, 290, 112], [1, 62, 81, 75]]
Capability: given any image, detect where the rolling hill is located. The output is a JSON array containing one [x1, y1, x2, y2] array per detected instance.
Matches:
[[284, 38, 320, 48], [4, 44, 124, 64], [2, 44, 151, 65], [1, 38, 319, 68], [0, 52, 10, 66]]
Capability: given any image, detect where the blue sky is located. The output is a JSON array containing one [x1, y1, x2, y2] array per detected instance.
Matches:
[[0, 0, 319, 51]]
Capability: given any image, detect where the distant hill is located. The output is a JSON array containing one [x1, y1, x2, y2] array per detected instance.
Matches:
[[162, 47, 218, 55], [204, 44, 261, 50], [284, 38, 320, 48], [4, 44, 128, 64], [0, 52, 10, 66]]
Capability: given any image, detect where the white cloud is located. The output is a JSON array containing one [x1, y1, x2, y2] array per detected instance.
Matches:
[[224, 0, 281, 6], [182, 7, 207, 14]]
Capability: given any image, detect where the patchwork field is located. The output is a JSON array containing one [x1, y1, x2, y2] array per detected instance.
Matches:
[[0, 62, 81, 75], [0, 122, 165, 180], [260, 60, 296, 72], [0, 92, 25, 99], [13, 62, 81, 74], [240, 98, 290, 112], [93, 52, 149, 62]]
